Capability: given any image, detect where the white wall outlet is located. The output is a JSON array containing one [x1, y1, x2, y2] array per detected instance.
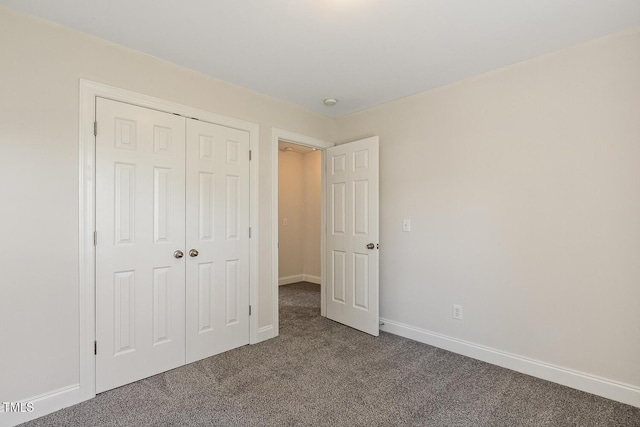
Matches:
[[283, 218, 288, 226], [452, 304, 463, 320], [402, 219, 411, 232]]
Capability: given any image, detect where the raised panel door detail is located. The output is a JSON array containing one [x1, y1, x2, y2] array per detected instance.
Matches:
[[153, 126, 172, 155], [332, 154, 346, 175], [199, 173, 215, 241], [114, 118, 137, 150], [325, 136, 379, 337], [154, 168, 172, 243], [114, 271, 136, 356], [225, 260, 239, 325], [332, 251, 346, 303], [353, 253, 369, 310], [97, 97, 187, 393], [153, 267, 171, 345], [114, 163, 135, 245], [199, 135, 215, 161], [226, 175, 239, 240], [226, 140, 240, 165], [198, 262, 214, 333], [353, 149, 369, 171], [353, 180, 369, 236], [185, 118, 249, 365], [332, 183, 346, 235]]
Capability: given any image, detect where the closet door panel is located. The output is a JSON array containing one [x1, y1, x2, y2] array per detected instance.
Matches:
[[185, 119, 250, 363], [95, 98, 186, 393]]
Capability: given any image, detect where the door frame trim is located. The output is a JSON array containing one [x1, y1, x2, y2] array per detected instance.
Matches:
[[270, 128, 333, 337], [79, 79, 260, 401]]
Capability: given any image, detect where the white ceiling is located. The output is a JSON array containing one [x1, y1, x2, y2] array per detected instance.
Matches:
[[2, 0, 639, 117]]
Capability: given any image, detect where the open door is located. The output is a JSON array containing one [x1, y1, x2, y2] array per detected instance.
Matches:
[[325, 136, 379, 336]]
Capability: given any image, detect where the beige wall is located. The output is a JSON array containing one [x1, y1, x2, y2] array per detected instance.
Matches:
[[278, 150, 304, 278], [0, 6, 333, 403], [1, 2, 639, 414], [302, 151, 322, 278], [278, 149, 322, 280], [335, 28, 640, 387]]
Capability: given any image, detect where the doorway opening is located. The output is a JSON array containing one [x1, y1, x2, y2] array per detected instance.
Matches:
[[270, 128, 334, 337], [277, 141, 323, 323]]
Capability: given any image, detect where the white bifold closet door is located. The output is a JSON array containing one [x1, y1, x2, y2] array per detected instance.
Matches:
[[95, 98, 250, 393]]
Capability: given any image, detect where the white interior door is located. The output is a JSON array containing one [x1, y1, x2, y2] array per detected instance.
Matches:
[[185, 119, 250, 363], [95, 98, 186, 392], [325, 136, 379, 336]]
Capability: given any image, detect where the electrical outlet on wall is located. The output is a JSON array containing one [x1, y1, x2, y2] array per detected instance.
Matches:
[[452, 304, 463, 320]]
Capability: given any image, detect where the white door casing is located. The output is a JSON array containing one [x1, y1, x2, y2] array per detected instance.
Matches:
[[185, 119, 250, 363], [95, 98, 187, 392], [270, 128, 334, 338], [325, 136, 380, 336]]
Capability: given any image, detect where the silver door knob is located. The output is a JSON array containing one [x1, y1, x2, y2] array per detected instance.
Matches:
[[173, 250, 184, 259], [189, 249, 199, 257], [366, 243, 375, 250]]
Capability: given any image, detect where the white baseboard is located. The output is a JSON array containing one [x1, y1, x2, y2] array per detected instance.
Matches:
[[279, 274, 303, 286], [255, 325, 275, 343], [279, 274, 321, 286], [379, 318, 640, 408], [302, 274, 321, 285], [0, 384, 86, 427]]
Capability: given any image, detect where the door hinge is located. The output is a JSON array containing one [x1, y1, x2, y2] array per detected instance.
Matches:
[[94, 121, 97, 136], [249, 150, 252, 161], [94, 231, 97, 246], [249, 305, 252, 316], [249, 227, 252, 238], [94, 341, 97, 355]]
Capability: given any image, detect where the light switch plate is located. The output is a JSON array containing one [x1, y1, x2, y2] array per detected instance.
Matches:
[[402, 219, 411, 232]]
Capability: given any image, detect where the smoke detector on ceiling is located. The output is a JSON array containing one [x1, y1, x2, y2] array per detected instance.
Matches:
[[323, 98, 338, 107]]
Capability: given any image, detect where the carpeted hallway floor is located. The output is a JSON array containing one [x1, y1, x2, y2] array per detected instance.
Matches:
[[22, 282, 640, 426]]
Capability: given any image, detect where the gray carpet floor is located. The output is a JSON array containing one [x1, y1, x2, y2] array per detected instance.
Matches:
[[22, 282, 640, 426]]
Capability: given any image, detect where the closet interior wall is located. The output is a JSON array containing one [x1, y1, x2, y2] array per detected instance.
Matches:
[[278, 148, 321, 285]]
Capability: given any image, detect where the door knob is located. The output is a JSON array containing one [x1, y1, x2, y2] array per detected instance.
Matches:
[[366, 243, 375, 250], [173, 250, 184, 259], [189, 249, 199, 257]]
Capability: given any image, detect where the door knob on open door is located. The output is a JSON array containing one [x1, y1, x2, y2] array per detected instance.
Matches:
[[173, 250, 184, 259], [366, 243, 375, 250], [189, 249, 199, 257]]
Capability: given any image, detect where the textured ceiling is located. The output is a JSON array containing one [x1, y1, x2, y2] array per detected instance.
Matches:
[[2, 0, 639, 117]]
